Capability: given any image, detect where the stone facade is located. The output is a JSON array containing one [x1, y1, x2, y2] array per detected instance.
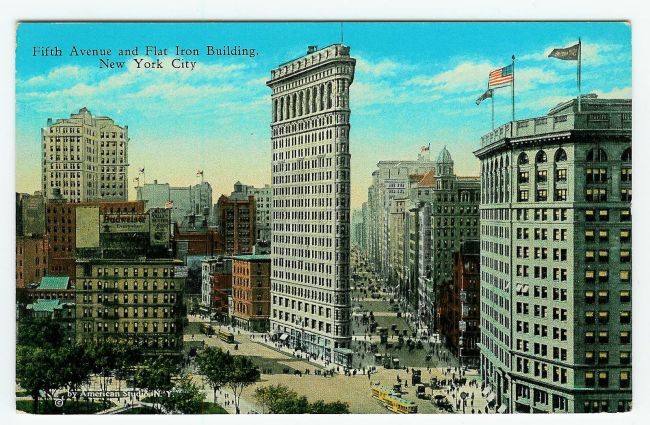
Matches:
[[268, 44, 355, 366], [474, 97, 632, 413], [42, 108, 129, 202]]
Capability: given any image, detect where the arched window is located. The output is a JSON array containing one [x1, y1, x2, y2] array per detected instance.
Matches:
[[587, 148, 608, 162], [555, 148, 567, 162], [535, 150, 547, 164], [518, 152, 529, 165], [621, 147, 631, 162]]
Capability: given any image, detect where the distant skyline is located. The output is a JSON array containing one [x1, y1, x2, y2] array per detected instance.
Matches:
[[16, 22, 631, 208]]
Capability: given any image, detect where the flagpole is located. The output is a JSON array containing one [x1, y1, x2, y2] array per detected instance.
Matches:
[[578, 37, 582, 113], [512, 55, 515, 122], [491, 89, 495, 130]]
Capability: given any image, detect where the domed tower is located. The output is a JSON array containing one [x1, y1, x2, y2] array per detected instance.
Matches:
[[435, 146, 455, 190], [436, 145, 454, 176]]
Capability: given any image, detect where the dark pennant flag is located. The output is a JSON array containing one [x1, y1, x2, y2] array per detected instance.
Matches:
[[476, 88, 493, 105], [548, 43, 580, 60]]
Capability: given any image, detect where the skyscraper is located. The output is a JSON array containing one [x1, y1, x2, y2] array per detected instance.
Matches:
[[474, 96, 631, 413], [267, 44, 355, 366], [42, 108, 129, 202]]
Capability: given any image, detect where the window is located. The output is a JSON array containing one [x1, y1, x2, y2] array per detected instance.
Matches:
[[620, 290, 631, 303], [556, 169, 567, 182], [518, 152, 529, 165], [620, 188, 632, 202], [518, 170, 529, 183], [555, 189, 567, 201], [620, 229, 631, 242], [585, 371, 595, 387], [620, 311, 631, 324], [555, 148, 567, 162], [598, 331, 609, 343], [598, 311, 609, 324], [620, 371, 630, 388], [598, 371, 609, 387], [537, 169, 547, 182], [518, 190, 529, 202], [620, 351, 631, 365], [621, 147, 631, 162], [620, 331, 630, 344], [620, 270, 630, 283], [536, 189, 548, 201], [536, 151, 547, 163], [587, 148, 608, 162]]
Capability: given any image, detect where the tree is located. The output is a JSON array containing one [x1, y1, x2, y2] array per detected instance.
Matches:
[[17, 316, 65, 348], [113, 342, 142, 393], [223, 355, 259, 414], [196, 347, 232, 403], [159, 375, 205, 414], [86, 339, 121, 406], [134, 356, 174, 411], [309, 399, 350, 414], [253, 384, 350, 414], [59, 344, 93, 408]]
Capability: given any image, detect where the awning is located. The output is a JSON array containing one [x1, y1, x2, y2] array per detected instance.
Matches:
[[486, 392, 496, 403], [497, 404, 508, 413], [279, 333, 289, 341]]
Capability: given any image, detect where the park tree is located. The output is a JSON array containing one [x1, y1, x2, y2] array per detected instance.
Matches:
[[224, 355, 260, 414], [159, 375, 205, 414], [134, 356, 175, 411], [86, 339, 121, 406], [59, 344, 93, 407], [113, 342, 143, 393], [253, 384, 350, 414], [196, 347, 232, 403], [17, 316, 65, 348]]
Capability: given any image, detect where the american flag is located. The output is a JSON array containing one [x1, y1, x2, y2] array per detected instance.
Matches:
[[488, 64, 513, 88]]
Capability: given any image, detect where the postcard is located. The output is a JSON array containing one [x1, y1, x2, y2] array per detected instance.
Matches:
[[14, 21, 632, 415]]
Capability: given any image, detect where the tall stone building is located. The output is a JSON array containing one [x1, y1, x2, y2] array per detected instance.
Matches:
[[42, 108, 129, 202], [226, 182, 272, 244], [474, 96, 632, 413], [367, 156, 435, 281], [267, 44, 355, 366], [215, 194, 256, 255], [137, 180, 213, 228]]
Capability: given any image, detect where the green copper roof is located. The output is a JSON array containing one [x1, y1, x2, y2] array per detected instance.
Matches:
[[37, 276, 70, 290], [27, 299, 67, 312], [233, 254, 271, 262]]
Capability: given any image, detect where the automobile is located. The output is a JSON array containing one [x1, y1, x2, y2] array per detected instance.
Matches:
[[416, 385, 427, 399]]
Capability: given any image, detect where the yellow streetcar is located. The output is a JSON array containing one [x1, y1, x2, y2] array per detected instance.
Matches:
[[218, 330, 235, 343], [371, 386, 418, 414]]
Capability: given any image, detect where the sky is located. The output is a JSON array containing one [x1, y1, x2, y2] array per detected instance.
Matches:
[[15, 22, 631, 208]]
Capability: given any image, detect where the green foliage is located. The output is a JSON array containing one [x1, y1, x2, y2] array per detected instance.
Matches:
[[253, 384, 350, 414], [134, 356, 175, 393], [224, 355, 260, 414], [196, 347, 233, 402], [159, 375, 206, 414], [17, 316, 65, 348], [15, 398, 112, 414]]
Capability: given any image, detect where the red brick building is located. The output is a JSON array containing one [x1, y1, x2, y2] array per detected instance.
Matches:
[[439, 240, 480, 367], [215, 194, 256, 255], [16, 235, 49, 289], [172, 224, 222, 257], [212, 267, 232, 317], [45, 200, 144, 280], [231, 254, 271, 332]]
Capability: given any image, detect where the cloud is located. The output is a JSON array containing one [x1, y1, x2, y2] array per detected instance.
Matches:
[[406, 62, 494, 93], [594, 86, 632, 99], [355, 56, 404, 77], [20, 65, 92, 87]]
